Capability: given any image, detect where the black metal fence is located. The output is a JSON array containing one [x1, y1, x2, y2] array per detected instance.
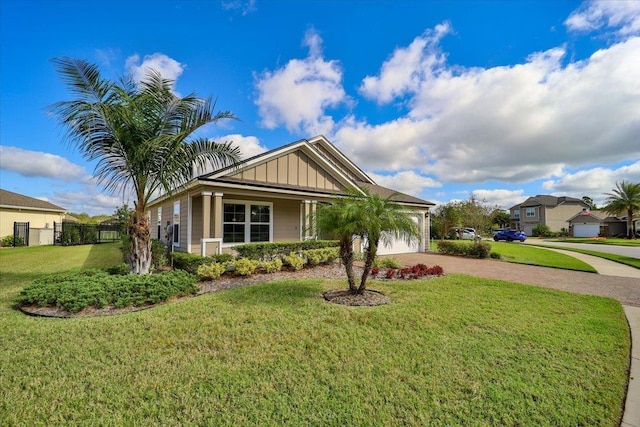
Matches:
[[10, 222, 29, 247], [54, 222, 122, 246]]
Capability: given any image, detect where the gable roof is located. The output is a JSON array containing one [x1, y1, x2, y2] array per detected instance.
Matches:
[[511, 195, 588, 210], [0, 189, 66, 212], [153, 136, 434, 209]]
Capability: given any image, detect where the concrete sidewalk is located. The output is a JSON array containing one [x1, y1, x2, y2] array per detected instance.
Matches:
[[535, 247, 640, 278]]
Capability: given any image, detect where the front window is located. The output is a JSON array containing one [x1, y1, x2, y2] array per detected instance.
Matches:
[[526, 207, 535, 217], [173, 201, 180, 244], [223, 202, 271, 244], [513, 210, 520, 219], [157, 207, 162, 240]]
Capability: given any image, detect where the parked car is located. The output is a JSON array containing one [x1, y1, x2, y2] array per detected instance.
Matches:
[[449, 227, 478, 240], [493, 229, 527, 242]]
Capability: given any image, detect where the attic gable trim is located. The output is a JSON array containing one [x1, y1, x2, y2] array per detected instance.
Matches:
[[205, 139, 364, 193], [307, 135, 375, 184]]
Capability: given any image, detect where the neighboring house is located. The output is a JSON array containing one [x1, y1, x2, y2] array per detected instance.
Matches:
[[509, 195, 589, 235], [147, 136, 435, 256], [0, 188, 68, 245], [567, 208, 634, 238]]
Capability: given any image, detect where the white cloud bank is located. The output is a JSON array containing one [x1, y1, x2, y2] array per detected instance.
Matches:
[[0, 146, 88, 181]]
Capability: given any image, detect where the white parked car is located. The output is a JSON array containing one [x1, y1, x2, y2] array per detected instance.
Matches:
[[450, 227, 478, 240]]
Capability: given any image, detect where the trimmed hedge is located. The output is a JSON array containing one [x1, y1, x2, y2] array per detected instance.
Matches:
[[437, 240, 492, 259], [233, 240, 339, 261], [171, 252, 234, 274], [18, 269, 198, 313]]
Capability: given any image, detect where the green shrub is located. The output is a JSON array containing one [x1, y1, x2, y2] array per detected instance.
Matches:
[[212, 253, 235, 263], [197, 262, 227, 280], [229, 258, 259, 276], [106, 263, 130, 275], [532, 223, 552, 237], [301, 247, 339, 265], [261, 259, 283, 273], [151, 239, 168, 271], [233, 240, 339, 261], [17, 269, 197, 313], [374, 257, 401, 269], [171, 252, 210, 274], [283, 252, 306, 271], [437, 240, 491, 259], [490, 252, 502, 260], [1, 235, 25, 247]]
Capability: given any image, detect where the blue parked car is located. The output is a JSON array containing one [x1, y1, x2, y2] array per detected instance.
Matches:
[[493, 229, 527, 242]]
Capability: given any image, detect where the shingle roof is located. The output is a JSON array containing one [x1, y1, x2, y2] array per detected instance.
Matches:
[[0, 189, 66, 212], [357, 182, 434, 207], [518, 195, 587, 208]]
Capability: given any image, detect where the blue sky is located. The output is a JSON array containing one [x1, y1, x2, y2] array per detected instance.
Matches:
[[1, 0, 639, 215]]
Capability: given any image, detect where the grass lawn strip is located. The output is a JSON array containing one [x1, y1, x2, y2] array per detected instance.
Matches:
[[486, 242, 597, 272], [0, 244, 630, 425], [548, 238, 640, 247], [529, 244, 640, 270]]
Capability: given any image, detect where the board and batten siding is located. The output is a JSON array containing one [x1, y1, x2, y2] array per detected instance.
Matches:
[[272, 198, 302, 241], [230, 151, 343, 192]]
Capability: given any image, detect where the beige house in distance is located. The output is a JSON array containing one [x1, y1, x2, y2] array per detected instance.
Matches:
[[147, 136, 435, 256], [0, 189, 67, 245], [509, 195, 589, 235]]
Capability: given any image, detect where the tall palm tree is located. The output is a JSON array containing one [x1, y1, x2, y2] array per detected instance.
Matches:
[[314, 187, 420, 294], [602, 181, 640, 239], [50, 58, 241, 273]]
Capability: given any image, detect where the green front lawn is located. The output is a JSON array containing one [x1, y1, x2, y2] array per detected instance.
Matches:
[[549, 238, 640, 247], [0, 244, 630, 426]]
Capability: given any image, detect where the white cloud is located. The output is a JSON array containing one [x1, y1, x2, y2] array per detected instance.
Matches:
[[0, 146, 88, 181], [125, 53, 185, 87], [219, 134, 268, 160], [542, 160, 640, 207], [565, 0, 640, 37], [359, 22, 452, 104], [51, 189, 122, 216], [469, 189, 527, 210], [254, 28, 347, 136], [335, 29, 640, 184], [221, 0, 256, 15], [368, 170, 441, 197]]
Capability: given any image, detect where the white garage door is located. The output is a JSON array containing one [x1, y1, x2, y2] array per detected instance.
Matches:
[[372, 215, 422, 255], [574, 223, 600, 238]]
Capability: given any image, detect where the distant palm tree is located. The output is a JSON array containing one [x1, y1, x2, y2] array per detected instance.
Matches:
[[602, 181, 640, 239], [50, 58, 241, 273], [314, 188, 420, 294]]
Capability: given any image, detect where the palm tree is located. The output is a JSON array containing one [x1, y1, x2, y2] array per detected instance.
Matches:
[[356, 188, 420, 293], [314, 187, 420, 294], [602, 181, 640, 239], [50, 58, 241, 273]]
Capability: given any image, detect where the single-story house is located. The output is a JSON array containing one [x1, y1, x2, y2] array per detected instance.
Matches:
[[147, 135, 435, 256], [0, 188, 68, 245], [567, 208, 636, 238]]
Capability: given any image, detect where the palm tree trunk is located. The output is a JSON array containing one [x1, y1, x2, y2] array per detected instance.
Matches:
[[128, 209, 152, 274], [358, 240, 377, 294], [339, 237, 357, 292]]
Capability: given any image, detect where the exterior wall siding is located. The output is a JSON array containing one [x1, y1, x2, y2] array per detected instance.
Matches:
[[230, 151, 343, 192], [273, 199, 301, 241]]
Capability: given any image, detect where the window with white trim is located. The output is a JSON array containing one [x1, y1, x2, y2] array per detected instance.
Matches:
[[173, 201, 180, 244], [526, 207, 535, 217], [157, 207, 162, 240], [223, 201, 272, 244], [513, 210, 520, 219]]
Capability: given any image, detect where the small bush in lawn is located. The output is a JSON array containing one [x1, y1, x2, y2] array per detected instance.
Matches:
[[385, 268, 396, 279], [17, 270, 197, 313], [468, 242, 492, 258], [229, 258, 259, 276], [283, 252, 306, 271], [437, 240, 491, 259], [426, 265, 444, 276], [197, 262, 227, 280], [301, 247, 339, 265], [171, 252, 210, 274], [371, 267, 380, 278], [261, 259, 283, 273], [1, 235, 25, 247], [490, 252, 502, 260]]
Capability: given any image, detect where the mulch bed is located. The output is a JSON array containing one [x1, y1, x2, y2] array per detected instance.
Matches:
[[18, 262, 438, 318]]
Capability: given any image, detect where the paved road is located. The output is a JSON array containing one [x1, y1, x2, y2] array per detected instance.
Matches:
[[524, 240, 640, 258]]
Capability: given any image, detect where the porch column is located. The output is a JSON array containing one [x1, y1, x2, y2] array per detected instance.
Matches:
[[302, 200, 311, 239], [310, 201, 317, 238], [201, 192, 212, 239], [213, 192, 223, 239]]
